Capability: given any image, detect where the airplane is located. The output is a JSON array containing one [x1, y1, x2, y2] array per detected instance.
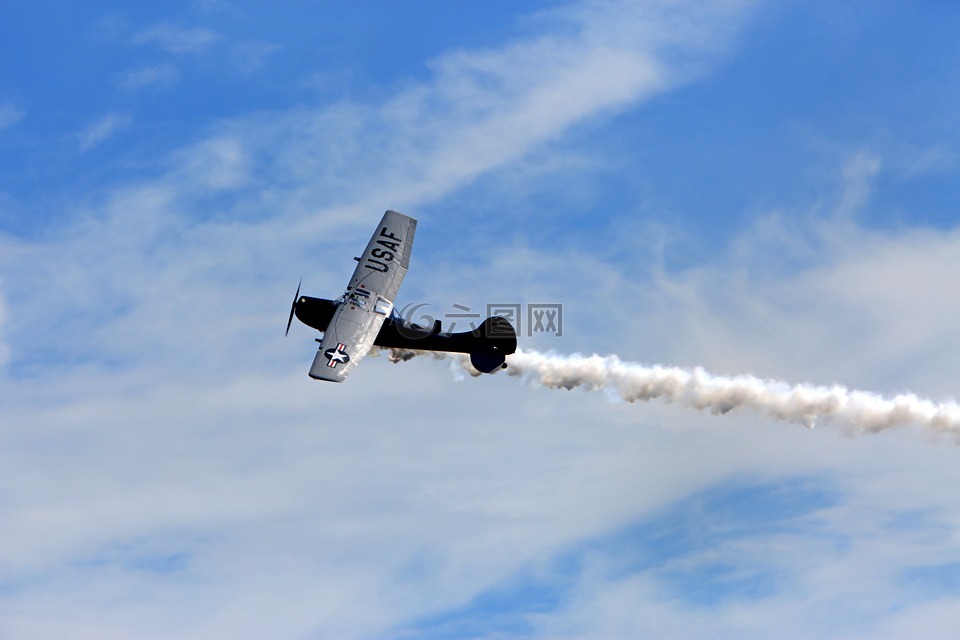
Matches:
[[286, 210, 517, 382]]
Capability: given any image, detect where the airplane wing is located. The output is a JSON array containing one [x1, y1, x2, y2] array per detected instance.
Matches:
[[309, 210, 417, 382]]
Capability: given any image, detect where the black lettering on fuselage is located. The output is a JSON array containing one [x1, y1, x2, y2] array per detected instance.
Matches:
[[377, 239, 399, 252], [371, 247, 394, 261]]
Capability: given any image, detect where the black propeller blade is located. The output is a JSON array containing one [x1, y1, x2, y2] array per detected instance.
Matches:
[[285, 278, 302, 336]]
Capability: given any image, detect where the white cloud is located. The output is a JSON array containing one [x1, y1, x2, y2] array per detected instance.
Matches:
[[77, 113, 133, 152]]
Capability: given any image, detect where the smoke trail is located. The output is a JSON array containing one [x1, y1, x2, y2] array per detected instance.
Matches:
[[369, 347, 449, 364], [380, 347, 960, 435]]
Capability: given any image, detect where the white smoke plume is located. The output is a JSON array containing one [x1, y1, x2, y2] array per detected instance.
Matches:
[[378, 347, 960, 436]]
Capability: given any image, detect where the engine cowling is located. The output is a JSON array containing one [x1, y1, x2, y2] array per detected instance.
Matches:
[[469, 316, 517, 373]]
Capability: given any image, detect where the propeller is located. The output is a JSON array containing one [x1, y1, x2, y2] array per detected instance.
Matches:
[[285, 277, 302, 336]]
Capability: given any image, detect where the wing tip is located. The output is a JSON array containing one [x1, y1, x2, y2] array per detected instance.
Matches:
[[308, 373, 344, 383]]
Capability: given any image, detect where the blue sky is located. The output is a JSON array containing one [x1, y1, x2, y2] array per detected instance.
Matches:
[[3, 1, 960, 638]]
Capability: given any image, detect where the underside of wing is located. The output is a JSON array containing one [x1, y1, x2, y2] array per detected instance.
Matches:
[[302, 210, 417, 383], [348, 210, 416, 304], [309, 305, 387, 382]]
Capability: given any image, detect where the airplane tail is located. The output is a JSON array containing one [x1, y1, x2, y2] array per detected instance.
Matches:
[[469, 316, 517, 373]]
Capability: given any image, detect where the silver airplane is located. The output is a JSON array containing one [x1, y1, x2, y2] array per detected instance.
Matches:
[[286, 210, 517, 382]]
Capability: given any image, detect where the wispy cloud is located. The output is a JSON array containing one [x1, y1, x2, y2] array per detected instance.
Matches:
[[0, 101, 24, 129], [171, 134, 250, 190], [77, 113, 132, 152], [116, 63, 181, 92], [196, 0, 237, 15], [130, 22, 221, 54], [182, 0, 759, 237], [836, 151, 882, 218], [115, 63, 181, 91], [229, 41, 280, 73], [898, 143, 957, 179], [0, 291, 9, 370]]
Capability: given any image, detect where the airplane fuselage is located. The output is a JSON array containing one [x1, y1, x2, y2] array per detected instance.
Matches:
[[293, 295, 516, 362]]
